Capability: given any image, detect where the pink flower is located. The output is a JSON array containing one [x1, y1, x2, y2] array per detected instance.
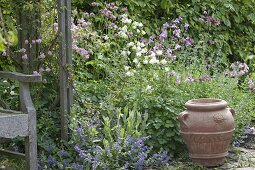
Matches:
[[45, 67, 51, 72], [19, 48, 26, 53], [39, 53, 46, 59], [48, 51, 52, 56], [33, 71, 40, 76], [22, 54, 28, 60], [2, 51, 7, 56], [122, 7, 128, 12], [36, 39, 42, 44], [91, 2, 99, 6], [39, 68, 44, 73]]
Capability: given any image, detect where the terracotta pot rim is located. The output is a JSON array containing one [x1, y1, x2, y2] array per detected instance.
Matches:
[[185, 98, 227, 111]]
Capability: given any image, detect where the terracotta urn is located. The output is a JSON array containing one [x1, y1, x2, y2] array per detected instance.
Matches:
[[179, 98, 235, 167]]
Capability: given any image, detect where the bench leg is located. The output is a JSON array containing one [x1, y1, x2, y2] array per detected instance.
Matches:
[[25, 134, 37, 170]]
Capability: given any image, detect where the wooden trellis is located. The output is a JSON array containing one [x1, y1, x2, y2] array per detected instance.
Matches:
[[58, 0, 73, 140]]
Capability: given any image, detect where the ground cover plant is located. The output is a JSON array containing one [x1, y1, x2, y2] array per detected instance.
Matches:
[[0, 0, 255, 169]]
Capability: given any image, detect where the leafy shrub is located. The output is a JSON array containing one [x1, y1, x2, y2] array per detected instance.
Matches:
[[38, 107, 171, 169]]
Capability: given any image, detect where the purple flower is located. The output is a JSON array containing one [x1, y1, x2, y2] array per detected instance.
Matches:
[[185, 76, 194, 82], [109, 14, 116, 20], [91, 2, 99, 6], [149, 35, 155, 43], [215, 20, 220, 26], [74, 145, 86, 158], [159, 30, 167, 40], [76, 125, 83, 135], [109, 22, 118, 30], [184, 23, 189, 29], [62, 160, 69, 169], [174, 44, 181, 50], [113, 139, 122, 151], [170, 24, 178, 29], [71, 163, 84, 170], [125, 135, 133, 145], [113, 6, 119, 11], [59, 149, 68, 157], [47, 155, 56, 166], [134, 138, 144, 148], [122, 7, 128, 12], [163, 22, 170, 29], [166, 48, 172, 56], [124, 162, 129, 169], [183, 37, 194, 46], [172, 17, 183, 23], [173, 28, 181, 37], [105, 147, 111, 157]]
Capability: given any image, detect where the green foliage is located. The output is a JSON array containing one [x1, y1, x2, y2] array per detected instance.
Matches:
[[38, 106, 171, 169]]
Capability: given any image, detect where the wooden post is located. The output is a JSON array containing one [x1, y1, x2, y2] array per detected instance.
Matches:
[[58, 0, 72, 140], [65, 0, 73, 120]]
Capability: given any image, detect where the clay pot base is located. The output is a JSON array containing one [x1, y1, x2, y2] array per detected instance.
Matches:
[[191, 157, 225, 167]]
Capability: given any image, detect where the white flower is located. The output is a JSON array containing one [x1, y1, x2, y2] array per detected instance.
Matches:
[[138, 22, 143, 27], [121, 25, 128, 32], [128, 19, 132, 23], [149, 57, 159, 65], [136, 46, 142, 52], [137, 29, 141, 33], [133, 21, 139, 26], [140, 42, 145, 47], [133, 58, 139, 64], [119, 32, 128, 38], [143, 59, 148, 64], [124, 66, 130, 71], [132, 46, 137, 50], [150, 52, 156, 58], [10, 91, 15, 95], [156, 50, 163, 56], [132, 25, 137, 29], [127, 42, 134, 47], [144, 55, 149, 60], [122, 18, 132, 24], [126, 70, 134, 77], [98, 53, 103, 59], [121, 51, 127, 57], [154, 73, 159, 80], [145, 85, 152, 91], [165, 67, 170, 72], [141, 30, 146, 35], [141, 48, 147, 53], [161, 59, 167, 65], [127, 51, 131, 55], [136, 52, 142, 57]]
